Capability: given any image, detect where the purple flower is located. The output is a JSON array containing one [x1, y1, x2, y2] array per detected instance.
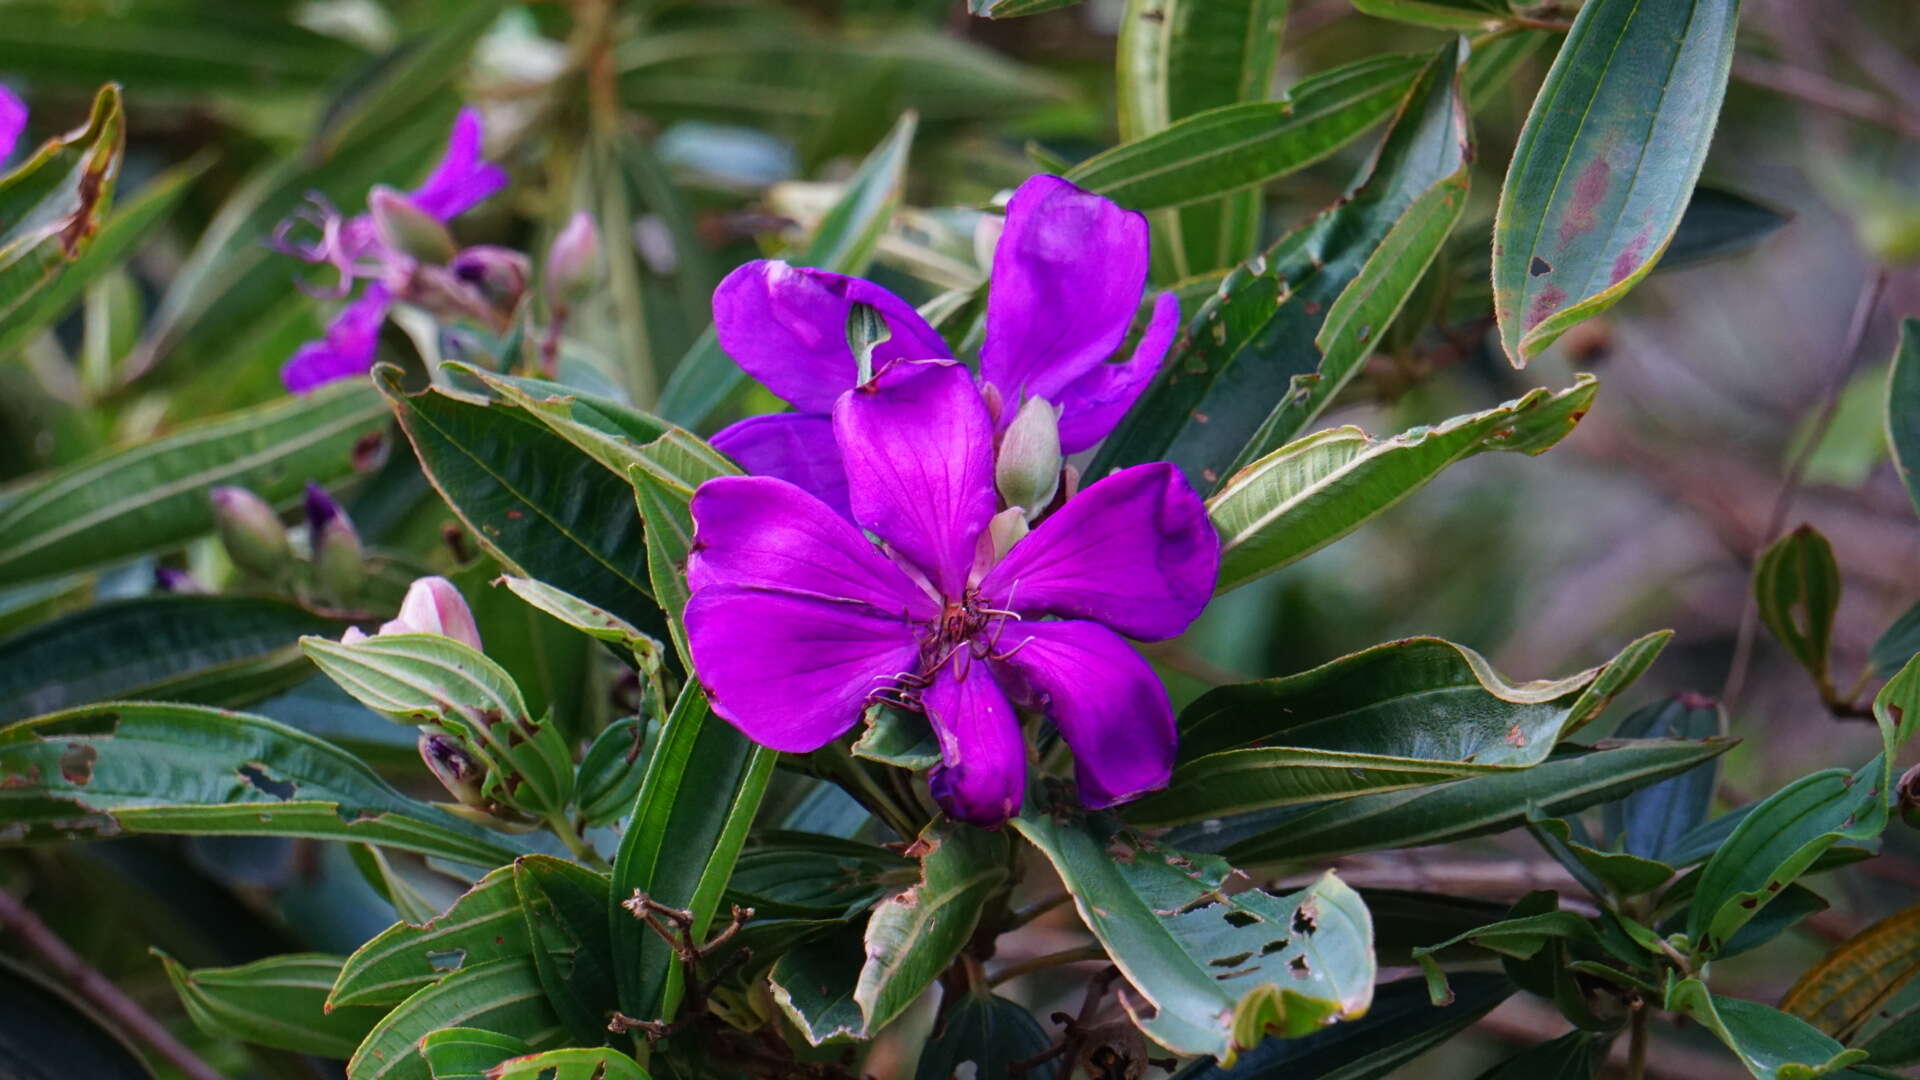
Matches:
[[0, 86, 26, 162], [276, 108, 507, 395], [708, 175, 1181, 512], [684, 361, 1218, 827]]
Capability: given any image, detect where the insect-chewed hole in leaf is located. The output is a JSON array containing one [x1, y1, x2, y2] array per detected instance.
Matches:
[[1260, 939, 1288, 957], [1290, 956, 1311, 979], [1221, 909, 1261, 928], [237, 763, 296, 801], [1175, 891, 1225, 916], [59, 743, 96, 785], [1292, 904, 1318, 936], [1530, 256, 1552, 277], [36, 712, 121, 738], [1208, 951, 1254, 969], [426, 948, 467, 972]]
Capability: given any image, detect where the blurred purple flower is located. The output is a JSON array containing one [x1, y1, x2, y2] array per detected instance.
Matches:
[[707, 174, 1180, 515], [0, 86, 25, 161], [275, 108, 507, 395], [685, 361, 1217, 827]]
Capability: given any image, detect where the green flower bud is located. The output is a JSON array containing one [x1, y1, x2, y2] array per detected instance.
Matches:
[[369, 186, 456, 265], [417, 729, 488, 807], [994, 395, 1063, 516], [305, 483, 365, 605], [209, 486, 292, 579]]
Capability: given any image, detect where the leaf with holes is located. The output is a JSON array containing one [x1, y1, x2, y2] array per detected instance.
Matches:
[[856, 821, 1008, 1037], [1208, 377, 1596, 591], [419, 1027, 531, 1080], [1491, 0, 1740, 365], [159, 951, 385, 1058], [1014, 809, 1374, 1064], [0, 701, 522, 865], [332, 868, 529, 1009], [512, 856, 618, 1046], [489, 1048, 651, 1080], [348, 957, 564, 1080]]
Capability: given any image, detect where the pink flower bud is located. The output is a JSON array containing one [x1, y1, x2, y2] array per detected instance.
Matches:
[[376, 576, 484, 650], [543, 211, 599, 309], [449, 244, 530, 309]]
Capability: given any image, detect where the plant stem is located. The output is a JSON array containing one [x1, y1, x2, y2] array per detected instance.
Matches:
[[1004, 890, 1070, 931], [548, 811, 608, 868], [1627, 999, 1650, 1080], [988, 944, 1107, 987], [0, 887, 226, 1080]]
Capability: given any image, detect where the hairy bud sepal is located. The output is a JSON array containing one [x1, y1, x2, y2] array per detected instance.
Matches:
[[995, 395, 1063, 517], [210, 486, 292, 580]]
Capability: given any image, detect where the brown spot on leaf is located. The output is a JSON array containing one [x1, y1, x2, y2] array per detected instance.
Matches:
[[1526, 285, 1568, 330], [1609, 225, 1654, 286], [1557, 155, 1611, 247], [60, 743, 95, 785], [1505, 723, 1527, 748]]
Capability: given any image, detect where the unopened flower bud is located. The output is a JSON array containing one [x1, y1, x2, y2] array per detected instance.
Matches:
[[418, 729, 488, 807], [306, 483, 365, 604], [1899, 763, 1920, 830], [544, 211, 599, 309], [210, 486, 292, 579], [984, 506, 1029, 565], [449, 245, 531, 310], [369, 186, 456, 265], [379, 576, 484, 650], [995, 396, 1063, 516]]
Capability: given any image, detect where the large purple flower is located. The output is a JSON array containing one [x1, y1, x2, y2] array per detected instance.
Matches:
[[708, 174, 1181, 516], [278, 108, 508, 394], [0, 86, 26, 162], [684, 361, 1218, 827]]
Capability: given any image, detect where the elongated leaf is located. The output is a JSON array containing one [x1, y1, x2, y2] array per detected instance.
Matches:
[[461, 369, 671, 477], [513, 856, 620, 1045], [1666, 980, 1867, 1079], [1664, 186, 1790, 268], [1351, 0, 1509, 30], [0, 4, 362, 94], [917, 989, 1059, 1080], [332, 868, 529, 1009], [1171, 973, 1512, 1079], [1889, 319, 1920, 521], [0, 382, 386, 586], [1092, 42, 1473, 487], [1474, 1031, 1606, 1079], [1491, 0, 1740, 365], [610, 684, 774, 1024], [420, 1028, 530, 1080], [159, 952, 383, 1058], [1014, 810, 1374, 1064], [1754, 525, 1841, 691], [1185, 737, 1736, 865], [1116, 0, 1288, 278], [382, 374, 670, 643], [576, 716, 649, 827], [0, 156, 203, 357], [1875, 601, 1920, 681], [769, 921, 868, 1045], [969, 0, 1082, 16], [657, 113, 915, 427], [1132, 634, 1663, 825], [348, 957, 564, 1080], [0, 596, 346, 723], [1527, 816, 1672, 898], [0, 84, 124, 323], [855, 821, 1007, 1037], [728, 832, 910, 918], [1069, 54, 1424, 212], [1208, 377, 1596, 592], [1601, 695, 1724, 861], [490, 1048, 650, 1080], [0, 702, 521, 865]]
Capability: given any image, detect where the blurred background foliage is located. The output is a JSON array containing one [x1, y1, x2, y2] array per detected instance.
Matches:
[[2, 0, 1919, 1076]]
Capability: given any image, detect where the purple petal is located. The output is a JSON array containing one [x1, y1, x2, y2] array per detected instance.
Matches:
[[687, 584, 920, 753], [980, 462, 1217, 642], [710, 413, 852, 520], [1054, 291, 1180, 454], [921, 660, 1025, 827], [991, 619, 1174, 810], [979, 175, 1148, 406], [280, 283, 391, 394], [687, 474, 934, 620], [0, 86, 26, 161], [409, 107, 508, 222], [712, 261, 951, 413], [833, 361, 997, 598]]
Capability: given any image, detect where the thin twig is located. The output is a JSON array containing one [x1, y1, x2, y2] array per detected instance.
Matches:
[[989, 944, 1107, 987], [0, 888, 225, 1080], [1733, 56, 1920, 143], [1004, 890, 1071, 931]]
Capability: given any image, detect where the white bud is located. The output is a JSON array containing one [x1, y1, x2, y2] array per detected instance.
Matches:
[[994, 396, 1063, 516]]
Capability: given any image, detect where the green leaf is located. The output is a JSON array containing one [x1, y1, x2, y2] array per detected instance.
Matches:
[[1473, 1030, 1607, 1079], [1526, 816, 1673, 898], [1132, 634, 1664, 826], [333, 868, 530, 1009], [916, 990, 1059, 1079], [1491, 0, 1740, 365], [300, 632, 573, 818], [158, 951, 384, 1058], [1754, 525, 1842, 692], [856, 821, 1008, 1037], [1013, 810, 1375, 1064], [1070, 54, 1422, 212], [1207, 377, 1597, 592], [1190, 737, 1736, 866], [381, 374, 670, 644], [1412, 909, 1605, 989], [1666, 980, 1868, 1080], [348, 957, 564, 1080], [610, 684, 774, 1024], [769, 921, 868, 1045], [0, 596, 347, 724], [496, 576, 660, 663], [1170, 973, 1512, 1079], [0, 155, 204, 358], [1115, 0, 1288, 278], [0, 4, 362, 95], [1351, 0, 1510, 31], [1872, 601, 1920, 680], [1601, 694, 1724, 861], [0, 955, 158, 1080], [968, 0, 1083, 15], [513, 856, 620, 1046], [728, 831, 910, 918], [656, 113, 916, 427], [1092, 42, 1476, 487], [0, 84, 124, 324], [576, 717, 650, 827], [489, 1048, 650, 1080], [420, 1027, 531, 1080], [630, 466, 700, 670], [0, 701, 522, 865], [1888, 319, 1920, 521], [1664, 186, 1791, 269], [852, 703, 940, 771], [0, 381, 386, 586]]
